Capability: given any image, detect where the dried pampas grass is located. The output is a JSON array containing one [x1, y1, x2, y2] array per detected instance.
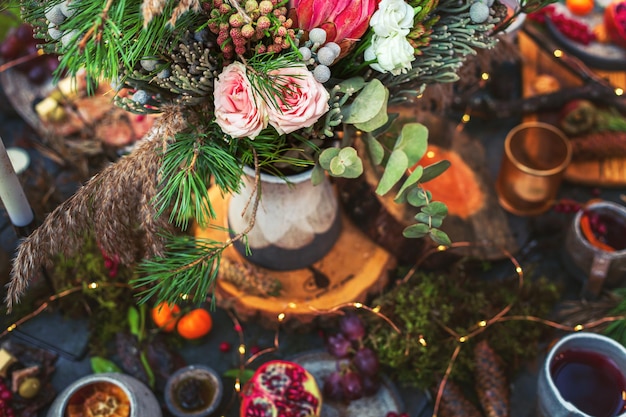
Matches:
[[5, 108, 187, 312]]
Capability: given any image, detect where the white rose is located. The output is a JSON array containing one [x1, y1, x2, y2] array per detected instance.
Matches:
[[369, 0, 415, 37], [365, 33, 415, 75]]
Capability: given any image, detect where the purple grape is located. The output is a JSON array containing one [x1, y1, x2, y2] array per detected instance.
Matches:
[[340, 371, 364, 401], [27, 65, 48, 84], [0, 36, 21, 61], [323, 371, 344, 401], [327, 332, 352, 358], [15, 24, 34, 43], [339, 313, 365, 341], [352, 347, 379, 376], [361, 374, 381, 396]]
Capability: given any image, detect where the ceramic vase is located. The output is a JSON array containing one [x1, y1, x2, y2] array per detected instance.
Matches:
[[537, 332, 626, 417], [46, 373, 162, 417], [227, 165, 341, 270]]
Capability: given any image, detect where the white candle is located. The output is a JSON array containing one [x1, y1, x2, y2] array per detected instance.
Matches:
[[0, 136, 34, 227]]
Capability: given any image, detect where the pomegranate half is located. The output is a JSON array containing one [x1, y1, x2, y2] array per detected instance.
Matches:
[[240, 360, 322, 417]]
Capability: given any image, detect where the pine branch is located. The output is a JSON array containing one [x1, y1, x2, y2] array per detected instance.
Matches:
[[134, 151, 263, 306], [154, 128, 242, 230]]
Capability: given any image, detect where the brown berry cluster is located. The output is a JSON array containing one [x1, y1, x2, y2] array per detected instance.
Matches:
[[204, 0, 297, 59]]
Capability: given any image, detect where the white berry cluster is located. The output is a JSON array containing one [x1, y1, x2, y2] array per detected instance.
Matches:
[[297, 28, 340, 84]]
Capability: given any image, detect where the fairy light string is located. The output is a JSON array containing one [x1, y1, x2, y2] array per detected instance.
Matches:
[[5, 242, 626, 417]]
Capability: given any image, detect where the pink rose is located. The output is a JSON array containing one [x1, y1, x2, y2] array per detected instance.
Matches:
[[267, 65, 330, 135], [214, 61, 268, 139]]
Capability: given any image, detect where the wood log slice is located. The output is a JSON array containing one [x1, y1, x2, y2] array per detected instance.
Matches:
[[194, 187, 397, 330]]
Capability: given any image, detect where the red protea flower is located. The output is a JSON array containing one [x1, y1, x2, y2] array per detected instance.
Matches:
[[292, 0, 379, 45]]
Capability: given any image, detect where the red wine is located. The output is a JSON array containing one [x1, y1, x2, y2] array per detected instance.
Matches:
[[551, 349, 626, 417]]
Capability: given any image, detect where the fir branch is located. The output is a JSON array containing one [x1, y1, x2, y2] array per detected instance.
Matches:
[[154, 128, 242, 230], [134, 151, 263, 306], [246, 51, 303, 111]]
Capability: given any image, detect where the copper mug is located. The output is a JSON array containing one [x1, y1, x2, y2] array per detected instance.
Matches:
[[496, 122, 572, 216]]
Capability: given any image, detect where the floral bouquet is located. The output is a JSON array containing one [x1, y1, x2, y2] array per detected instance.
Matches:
[[6, 0, 513, 309]]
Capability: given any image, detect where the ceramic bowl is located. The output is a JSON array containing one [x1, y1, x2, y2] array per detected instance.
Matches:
[[46, 372, 161, 417], [164, 365, 223, 417]]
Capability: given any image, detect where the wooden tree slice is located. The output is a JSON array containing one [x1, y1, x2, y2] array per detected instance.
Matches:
[[194, 187, 397, 328]]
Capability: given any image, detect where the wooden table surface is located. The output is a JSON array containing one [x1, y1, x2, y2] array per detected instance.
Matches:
[[518, 29, 626, 187]]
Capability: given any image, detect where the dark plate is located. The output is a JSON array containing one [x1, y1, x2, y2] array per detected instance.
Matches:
[[290, 350, 406, 417], [544, 3, 626, 71]]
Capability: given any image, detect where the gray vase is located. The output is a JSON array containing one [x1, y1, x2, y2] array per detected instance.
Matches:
[[537, 332, 626, 417], [228, 166, 342, 270], [46, 372, 162, 417]]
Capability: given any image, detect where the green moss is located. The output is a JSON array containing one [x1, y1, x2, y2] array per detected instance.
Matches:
[[50, 233, 138, 356], [366, 260, 561, 389]]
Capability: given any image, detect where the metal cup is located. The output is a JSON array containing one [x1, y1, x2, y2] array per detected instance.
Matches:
[[496, 122, 572, 216]]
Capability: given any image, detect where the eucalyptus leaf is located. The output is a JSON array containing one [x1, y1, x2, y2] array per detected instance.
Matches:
[[336, 76, 366, 94], [421, 160, 451, 183], [429, 228, 451, 246], [394, 123, 429, 166], [343, 79, 387, 124], [407, 188, 432, 207], [395, 165, 423, 202], [415, 212, 443, 228], [329, 157, 346, 175], [327, 147, 363, 178], [318, 148, 340, 170], [422, 201, 448, 217], [311, 163, 326, 186], [354, 89, 389, 132], [376, 150, 408, 196], [362, 133, 384, 166], [403, 223, 430, 238]]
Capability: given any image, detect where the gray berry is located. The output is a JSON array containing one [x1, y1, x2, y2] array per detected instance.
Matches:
[[313, 65, 330, 83], [45, 4, 66, 25], [132, 90, 150, 105], [60, 0, 76, 17], [48, 23, 63, 40], [61, 30, 80, 48], [317, 46, 336, 66], [309, 28, 327, 45], [140, 58, 159, 72], [469, 2, 490, 23], [299, 47, 312, 61]]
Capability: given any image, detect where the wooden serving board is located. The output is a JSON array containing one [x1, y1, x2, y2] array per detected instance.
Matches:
[[194, 187, 397, 328], [518, 30, 626, 187]]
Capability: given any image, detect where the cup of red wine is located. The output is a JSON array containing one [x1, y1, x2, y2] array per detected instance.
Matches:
[[537, 332, 626, 417], [564, 200, 626, 298]]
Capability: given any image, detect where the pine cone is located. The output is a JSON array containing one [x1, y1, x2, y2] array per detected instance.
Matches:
[[474, 340, 510, 417], [437, 379, 483, 417], [219, 258, 282, 297]]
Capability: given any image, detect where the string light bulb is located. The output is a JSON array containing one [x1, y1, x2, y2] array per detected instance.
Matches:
[[615, 88, 624, 96], [481, 72, 490, 81], [88, 282, 98, 289], [461, 114, 471, 123], [238, 344, 246, 355], [574, 324, 584, 331], [553, 49, 563, 58], [277, 313, 286, 322], [478, 320, 487, 327]]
